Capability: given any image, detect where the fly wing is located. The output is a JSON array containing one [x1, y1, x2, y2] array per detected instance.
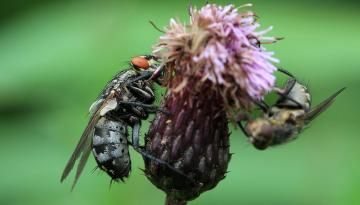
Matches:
[[60, 109, 101, 183], [71, 130, 93, 190], [304, 87, 345, 123], [60, 92, 117, 187]]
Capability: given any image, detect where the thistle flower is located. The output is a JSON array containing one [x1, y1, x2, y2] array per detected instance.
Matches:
[[153, 3, 279, 111], [144, 3, 280, 204]]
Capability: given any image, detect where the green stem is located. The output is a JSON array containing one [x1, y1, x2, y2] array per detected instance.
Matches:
[[165, 195, 187, 205]]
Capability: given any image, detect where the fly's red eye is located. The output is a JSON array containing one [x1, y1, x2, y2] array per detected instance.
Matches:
[[131, 56, 150, 70]]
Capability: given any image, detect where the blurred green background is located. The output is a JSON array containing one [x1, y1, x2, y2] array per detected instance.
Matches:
[[0, 0, 359, 204]]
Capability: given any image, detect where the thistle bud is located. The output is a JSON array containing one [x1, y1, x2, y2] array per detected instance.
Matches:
[[145, 78, 230, 202], [144, 3, 280, 204]]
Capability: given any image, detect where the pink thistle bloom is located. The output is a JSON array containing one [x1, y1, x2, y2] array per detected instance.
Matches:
[[145, 4, 283, 203], [154, 3, 280, 110]]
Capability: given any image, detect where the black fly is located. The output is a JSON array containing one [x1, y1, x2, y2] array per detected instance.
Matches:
[[238, 69, 345, 150], [60, 55, 186, 189]]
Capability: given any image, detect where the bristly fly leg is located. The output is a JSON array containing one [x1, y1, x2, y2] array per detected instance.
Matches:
[[277, 67, 295, 78], [249, 97, 270, 113], [126, 71, 153, 85], [237, 121, 250, 138], [273, 78, 304, 109], [235, 112, 252, 138], [272, 78, 297, 97], [149, 61, 165, 82], [118, 101, 170, 115], [127, 84, 154, 102]]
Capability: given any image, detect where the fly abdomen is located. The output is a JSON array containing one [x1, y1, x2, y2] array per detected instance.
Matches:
[[92, 117, 131, 181]]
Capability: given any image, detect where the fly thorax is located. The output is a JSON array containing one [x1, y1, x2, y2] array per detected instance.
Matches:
[[246, 119, 274, 150], [247, 119, 273, 139], [270, 108, 304, 124], [118, 70, 137, 83], [288, 109, 306, 119]]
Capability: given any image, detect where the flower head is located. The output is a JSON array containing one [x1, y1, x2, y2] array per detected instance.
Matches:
[[154, 4, 280, 111], [145, 4, 282, 203]]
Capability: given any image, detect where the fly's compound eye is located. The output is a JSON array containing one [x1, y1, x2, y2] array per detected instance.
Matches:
[[131, 56, 150, 70]]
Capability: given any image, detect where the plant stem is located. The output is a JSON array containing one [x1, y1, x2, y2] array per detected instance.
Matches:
[[165, 195, 187, 205]]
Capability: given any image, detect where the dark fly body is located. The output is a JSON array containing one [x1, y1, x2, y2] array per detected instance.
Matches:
[[239, 69, 345, 150], [92, 117, 130, 181], [60, 56, 185, 189]]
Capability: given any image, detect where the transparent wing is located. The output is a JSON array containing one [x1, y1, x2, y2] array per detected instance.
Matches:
[[71, 130, 93, 190], [304, 87, 345, 123], [60, 92, 116, 188], [60, 109, 100, 183]]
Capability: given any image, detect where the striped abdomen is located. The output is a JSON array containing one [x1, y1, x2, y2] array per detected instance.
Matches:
[[92, 117, 131, 181]]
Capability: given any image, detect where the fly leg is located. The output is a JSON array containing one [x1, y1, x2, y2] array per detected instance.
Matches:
[[235, 112, 252, 138], [275, 68, 306, 108], [125, 71, 152, 85], [130, 122, 193, 182], [149, 61, 165, 83], [250, 98, 270, 112], [118, 101, 170, 115], [273, 78, 305, 109], [275, 67, 297, 96], [277, 67, 295, 78], [127, 84, 155, 103], [131, 122, 141, 149], [237, 121, 251, 138], [273, 78, 297, 97]]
